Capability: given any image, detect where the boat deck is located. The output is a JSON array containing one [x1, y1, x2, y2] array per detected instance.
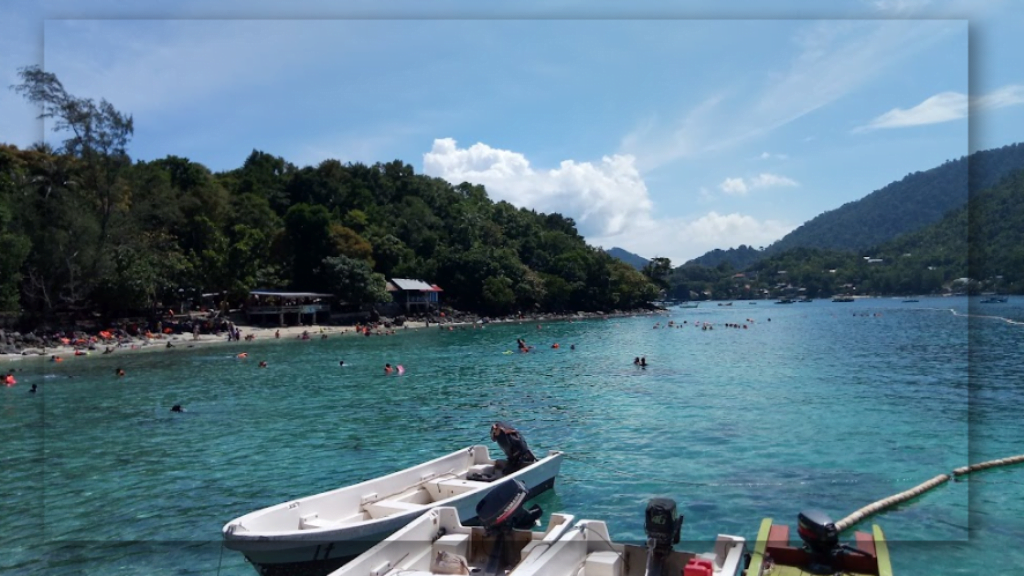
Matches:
[[746, 519, 892, 576]]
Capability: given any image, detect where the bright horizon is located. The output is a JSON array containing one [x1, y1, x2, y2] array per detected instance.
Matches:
[[2, 1, 1022, 265]]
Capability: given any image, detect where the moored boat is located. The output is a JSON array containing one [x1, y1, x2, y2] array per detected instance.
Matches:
[[513, 498, 747, 576], [330, 479, 575, 576], [222, 423, 564, 576], [980, 295, 1008, 303], [745, 511, 892, 576], [832, 295, 855, 303]]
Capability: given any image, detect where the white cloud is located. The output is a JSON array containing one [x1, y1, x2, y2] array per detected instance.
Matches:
[[620, 20, 957, 171], [423, 138, 652, 237], [854, 85, 1024, 132], [719, 178, 748, 195], [423, 138, 793, 264], [973, 84, 1024, 110], [854, 91, 967, 132], [718, 173, 798, 196], [759, 151, 788, 160], [593, 212, 794, 266]]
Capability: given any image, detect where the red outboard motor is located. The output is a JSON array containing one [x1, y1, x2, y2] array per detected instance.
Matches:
[[490, 422, 537, 474]]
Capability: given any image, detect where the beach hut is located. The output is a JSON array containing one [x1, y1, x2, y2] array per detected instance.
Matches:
[[386, 278, 443, 314], [245, 290, 334, 326]]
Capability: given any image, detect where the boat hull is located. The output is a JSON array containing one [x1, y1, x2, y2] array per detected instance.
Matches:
[[226, 452, 562, 576]]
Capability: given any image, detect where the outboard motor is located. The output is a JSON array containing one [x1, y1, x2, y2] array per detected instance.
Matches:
[[643, 498, 683, 576], [797, 509, 839, 555], [490, 422, 537, 474], [475, 479, 543, 576], [796, 509, 870, 572]]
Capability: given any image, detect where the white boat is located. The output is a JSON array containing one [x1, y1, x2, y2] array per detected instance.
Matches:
[[222, 424, 564, 576], [513, 499, 747, 576], [331, 480, 576, 576]]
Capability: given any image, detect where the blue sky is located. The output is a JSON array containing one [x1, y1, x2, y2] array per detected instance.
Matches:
[[2, 0, 1022, 265]]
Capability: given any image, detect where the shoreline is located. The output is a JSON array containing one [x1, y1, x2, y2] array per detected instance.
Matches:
[[2, 309, 665, 366]]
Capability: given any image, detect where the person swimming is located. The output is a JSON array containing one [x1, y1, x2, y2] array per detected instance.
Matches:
[[339, 360, 345, 367], [29, 384, 37, 393], [633, 357, 641, 366], [640, 357, 647, 369], [384, 363, 392, 375], [115, 368, 125, 377], [170, 404, 183, 412], [258, 361, 268, 368]]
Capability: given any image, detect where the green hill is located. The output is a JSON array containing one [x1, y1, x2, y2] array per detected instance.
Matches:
[[762, 142, 1024, 256], [604, 247, 649, 270]]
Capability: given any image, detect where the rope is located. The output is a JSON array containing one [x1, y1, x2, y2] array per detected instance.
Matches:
[[834, 453, 1024, 533], [215, 541, 225, 576]]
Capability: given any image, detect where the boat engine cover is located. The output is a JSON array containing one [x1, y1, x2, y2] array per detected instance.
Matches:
[[645, 498, 682, 548], [476, 479, 542, 533], [797, 509, 838, 553]]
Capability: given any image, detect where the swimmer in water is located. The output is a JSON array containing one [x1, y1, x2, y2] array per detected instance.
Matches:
[[116, 368, 125, 377], [633, 357, 641, 367], [30, 384, 37, 393], [258, 361, 267, 368], [170, 404, 183, 413], [339, 360, 345, 367], [384, 363, 392, 375]]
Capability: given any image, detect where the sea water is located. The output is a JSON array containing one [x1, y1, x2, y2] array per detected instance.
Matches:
[[1, 296, 1022, 575]]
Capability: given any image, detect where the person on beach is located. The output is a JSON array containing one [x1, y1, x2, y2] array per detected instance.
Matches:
[[275, 329, 280, 339]]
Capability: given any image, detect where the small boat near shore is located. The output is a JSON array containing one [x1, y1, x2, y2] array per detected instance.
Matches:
[[222, 423, 564, 576], [514, 497, 746, 576], [746, 511, 892, 576], [334, 495, 746, 576], [980, 296, 1008, 303], [331, 480, 575, 576], [832, 295, 855, 303]]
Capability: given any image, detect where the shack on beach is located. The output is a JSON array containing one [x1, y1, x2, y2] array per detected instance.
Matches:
[[385, 278, 443, 314], [244, 290, 334, 326]]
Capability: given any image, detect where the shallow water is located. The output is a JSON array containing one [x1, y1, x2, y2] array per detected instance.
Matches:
[[2, 296, 1022, 575]]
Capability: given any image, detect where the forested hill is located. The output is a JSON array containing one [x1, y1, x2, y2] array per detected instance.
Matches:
[[685, 244, 762, 269], [762, 142, 1024, 257], [0, 67, 663, 322], [871, 167, 1024, 284], [604, 247, 649, 270]]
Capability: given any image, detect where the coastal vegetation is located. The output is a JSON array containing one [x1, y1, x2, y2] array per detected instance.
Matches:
[[1, 67, 659, 326]]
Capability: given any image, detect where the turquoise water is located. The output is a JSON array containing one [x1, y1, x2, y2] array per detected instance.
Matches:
[[2, 296, 1022, 575]]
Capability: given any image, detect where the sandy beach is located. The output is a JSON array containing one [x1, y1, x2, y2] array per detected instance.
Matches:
[[1, 309, 663, 367]]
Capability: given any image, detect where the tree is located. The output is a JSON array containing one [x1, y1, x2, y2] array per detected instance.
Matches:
[[322, 255, 391, 307]]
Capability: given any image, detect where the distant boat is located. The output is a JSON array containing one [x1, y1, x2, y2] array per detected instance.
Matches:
[[980, 296, 1008, 303], [832, 295, 855, 302], [798, 298, 813, 303], [775, 299, 795, 304], [676, 302, 699, 309], [903, 299, 920, 303]]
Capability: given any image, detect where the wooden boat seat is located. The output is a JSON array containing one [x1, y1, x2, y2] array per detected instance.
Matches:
[[364, 499, 425, 519]]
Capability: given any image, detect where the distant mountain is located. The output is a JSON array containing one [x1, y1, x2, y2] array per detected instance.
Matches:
[[762, 142, 1024, 257], [685, 245, 763, 269], [605, 247, 649, 270], [871, 167, 1024, 284]]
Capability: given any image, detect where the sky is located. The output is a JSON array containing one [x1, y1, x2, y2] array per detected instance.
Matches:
[[2, 0, 1022, 265]]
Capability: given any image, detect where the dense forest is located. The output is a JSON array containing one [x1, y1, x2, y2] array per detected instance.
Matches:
[[761, 142, 1024, 257], [663, 167, 1024, 299], [0, 67, 661, 326]]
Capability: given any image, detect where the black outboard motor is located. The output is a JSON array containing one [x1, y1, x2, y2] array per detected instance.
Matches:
[[490, 422, 537, 474], [797, 509, 839, 555], [643, 498, 683, 576], [475, 479, 543, 576]]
